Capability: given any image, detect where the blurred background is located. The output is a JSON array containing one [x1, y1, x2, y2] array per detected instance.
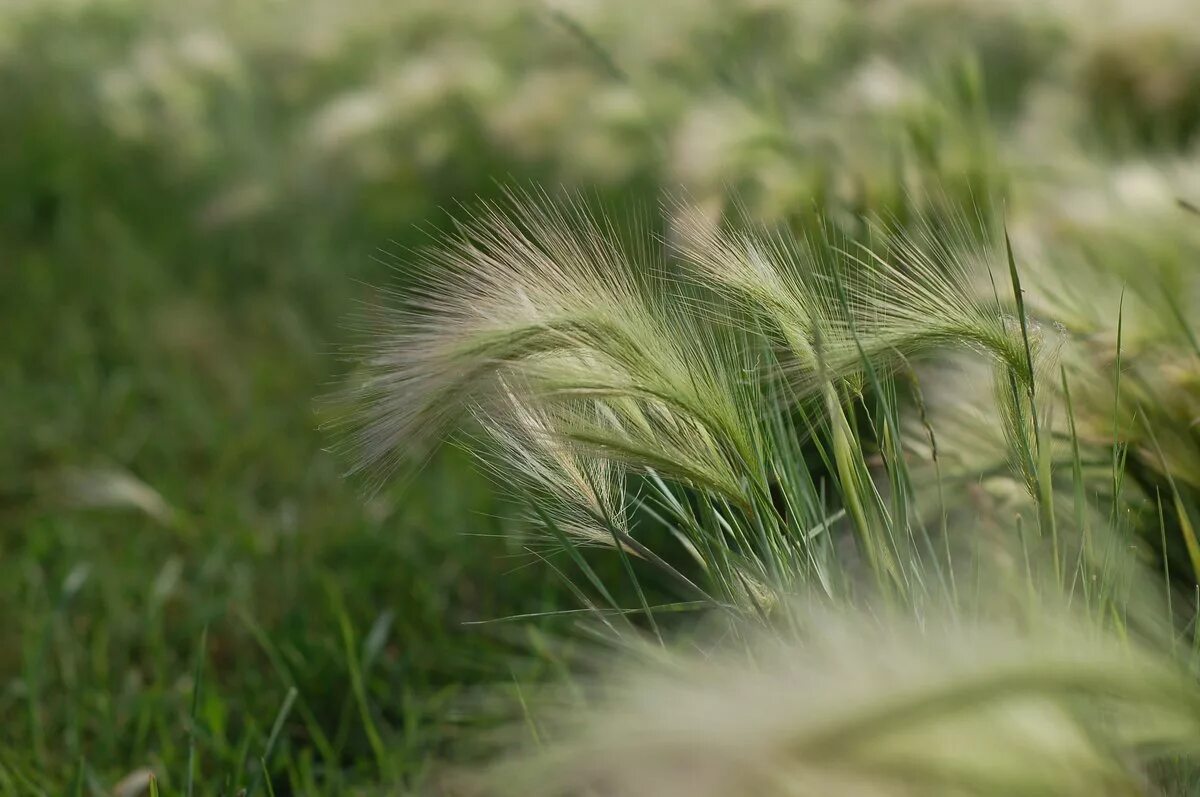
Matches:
[[4, 0, 1200, 793]]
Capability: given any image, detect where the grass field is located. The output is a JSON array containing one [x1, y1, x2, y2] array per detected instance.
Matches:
[[5, 1, 1200, 794]]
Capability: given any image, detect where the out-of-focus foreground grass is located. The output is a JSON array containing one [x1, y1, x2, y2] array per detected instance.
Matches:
[[4, 0, 1200, 793]]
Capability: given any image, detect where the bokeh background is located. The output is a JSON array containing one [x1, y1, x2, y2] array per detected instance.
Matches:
[[5, 0, 1200, 793]]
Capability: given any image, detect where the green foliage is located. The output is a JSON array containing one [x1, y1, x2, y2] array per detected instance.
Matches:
[[7, 0, 1200, 793], [350, 193, 1200, 793]]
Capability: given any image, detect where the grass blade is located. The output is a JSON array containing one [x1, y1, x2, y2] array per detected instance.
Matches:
[[186, 626, 207, 797]]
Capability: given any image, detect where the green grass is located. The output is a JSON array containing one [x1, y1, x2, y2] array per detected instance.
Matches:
[[0, 129, 580, 793], [2, 426, 580, 792], [6, 0, 1200, 793], [349, 190, 1200, 795]]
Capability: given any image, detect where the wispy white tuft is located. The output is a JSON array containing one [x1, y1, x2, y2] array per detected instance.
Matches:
[[483, 603, 1200, 797]]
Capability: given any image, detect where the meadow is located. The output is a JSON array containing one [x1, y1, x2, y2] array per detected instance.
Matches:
[[4, 0, 1200, 794]]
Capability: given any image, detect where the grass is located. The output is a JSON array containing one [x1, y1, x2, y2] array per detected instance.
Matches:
[[361, 191, 1200, 795], [0, 148, 585, 789], [6, 0, 1200, 794], [1, 449, 578, 792]]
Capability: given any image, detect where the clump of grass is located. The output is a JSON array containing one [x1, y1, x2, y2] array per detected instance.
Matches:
[[346, 192, 1200, 793], [958, 201, 1200, 584], [340, 193, 768, 511], [343, 192, 1049, 597], [18, 0, 1200, 792]]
